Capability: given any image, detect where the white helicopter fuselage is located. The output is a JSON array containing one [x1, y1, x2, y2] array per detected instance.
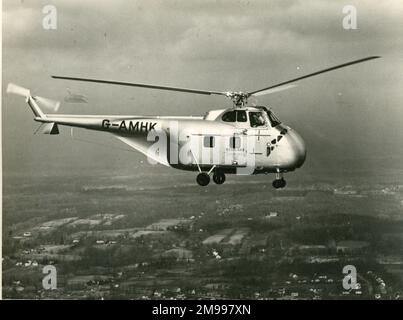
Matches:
[[38, 105, 306, 177]]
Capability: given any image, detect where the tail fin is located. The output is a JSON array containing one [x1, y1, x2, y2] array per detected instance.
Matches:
[[7, 83, 60, 118]]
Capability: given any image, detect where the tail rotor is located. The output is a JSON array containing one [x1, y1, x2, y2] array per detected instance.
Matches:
[[7, 83, 61, 112]]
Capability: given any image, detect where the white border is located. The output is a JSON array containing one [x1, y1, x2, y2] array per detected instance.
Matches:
[[0, 0, 3, 301]]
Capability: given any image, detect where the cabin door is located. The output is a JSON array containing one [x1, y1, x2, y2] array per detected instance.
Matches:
[[223, 134, 248, 168]]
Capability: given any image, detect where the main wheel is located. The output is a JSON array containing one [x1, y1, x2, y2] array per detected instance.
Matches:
[[272, 178, 286, 189], [279, 178, 286, 188], [213, 171, 226, 185], [196, 173, 210, 186]]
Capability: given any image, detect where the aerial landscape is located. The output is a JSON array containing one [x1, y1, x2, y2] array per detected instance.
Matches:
[[3, 163, 403, 299]]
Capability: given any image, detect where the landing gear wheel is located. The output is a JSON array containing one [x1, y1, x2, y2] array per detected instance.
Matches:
[[196, 173, 210, 186], [280, 179, 286, 188], [213, 171, 226, 185], [272, 178, 286, 189]]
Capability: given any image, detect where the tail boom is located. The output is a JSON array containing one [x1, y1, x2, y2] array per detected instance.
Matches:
[[27, 96, 46, 118]]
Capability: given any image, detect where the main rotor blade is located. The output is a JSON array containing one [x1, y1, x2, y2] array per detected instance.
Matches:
[[252, 84, 297, 97], [51, 75, 226, 96], [248, 56, 380, 96]]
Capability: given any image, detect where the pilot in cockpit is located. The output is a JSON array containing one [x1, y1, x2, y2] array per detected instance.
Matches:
[[249, 111, 266, 127]]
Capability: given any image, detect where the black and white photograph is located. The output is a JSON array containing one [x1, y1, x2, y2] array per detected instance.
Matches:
[[1, 0, 403, 305]]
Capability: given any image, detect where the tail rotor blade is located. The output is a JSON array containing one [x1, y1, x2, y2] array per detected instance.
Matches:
[[34, 96, 61, 112], [7, 83, 31, 97]]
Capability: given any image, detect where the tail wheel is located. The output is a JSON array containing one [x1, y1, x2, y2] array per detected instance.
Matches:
[[213, 171, 226, 185], [196, 173, 210, 186]]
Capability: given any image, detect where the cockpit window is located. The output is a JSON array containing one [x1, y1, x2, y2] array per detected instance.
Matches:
[[254, 106, 281, 127], [236, 110, 247, 122], [249, 112, 267, 127], [267, 110, 281, 127], [222, 111, 236, 122]]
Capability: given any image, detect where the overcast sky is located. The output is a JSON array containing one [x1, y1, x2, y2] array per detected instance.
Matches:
[[2, 0, 403, 179]]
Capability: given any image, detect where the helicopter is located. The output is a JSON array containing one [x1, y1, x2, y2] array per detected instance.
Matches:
[[7, 56, 379, 188]]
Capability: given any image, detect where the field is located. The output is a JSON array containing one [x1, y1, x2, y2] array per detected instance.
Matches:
[[3, 166, 403, 299]]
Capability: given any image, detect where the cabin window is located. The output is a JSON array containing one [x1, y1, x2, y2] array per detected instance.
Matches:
[[229, 136, 240, 149], [203, 136, 215, 148], [222, 111, 236, 122], [222, 110, 248, 123], [236, 110, 247, 122], [249, 111, 267, 127]]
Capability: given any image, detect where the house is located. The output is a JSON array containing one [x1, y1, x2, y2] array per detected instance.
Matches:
[[265, 212, 279, 219], [160, 248, 193, 261]]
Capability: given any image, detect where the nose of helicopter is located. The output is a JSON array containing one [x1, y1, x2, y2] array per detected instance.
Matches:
[[285, 128, 306, 169]]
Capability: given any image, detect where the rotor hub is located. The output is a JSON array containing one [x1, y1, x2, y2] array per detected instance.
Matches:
[[225, 91, 249, 107]]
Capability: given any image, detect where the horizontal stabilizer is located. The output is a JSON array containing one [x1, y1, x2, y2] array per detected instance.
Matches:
[[42, 122, 59, 135]]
